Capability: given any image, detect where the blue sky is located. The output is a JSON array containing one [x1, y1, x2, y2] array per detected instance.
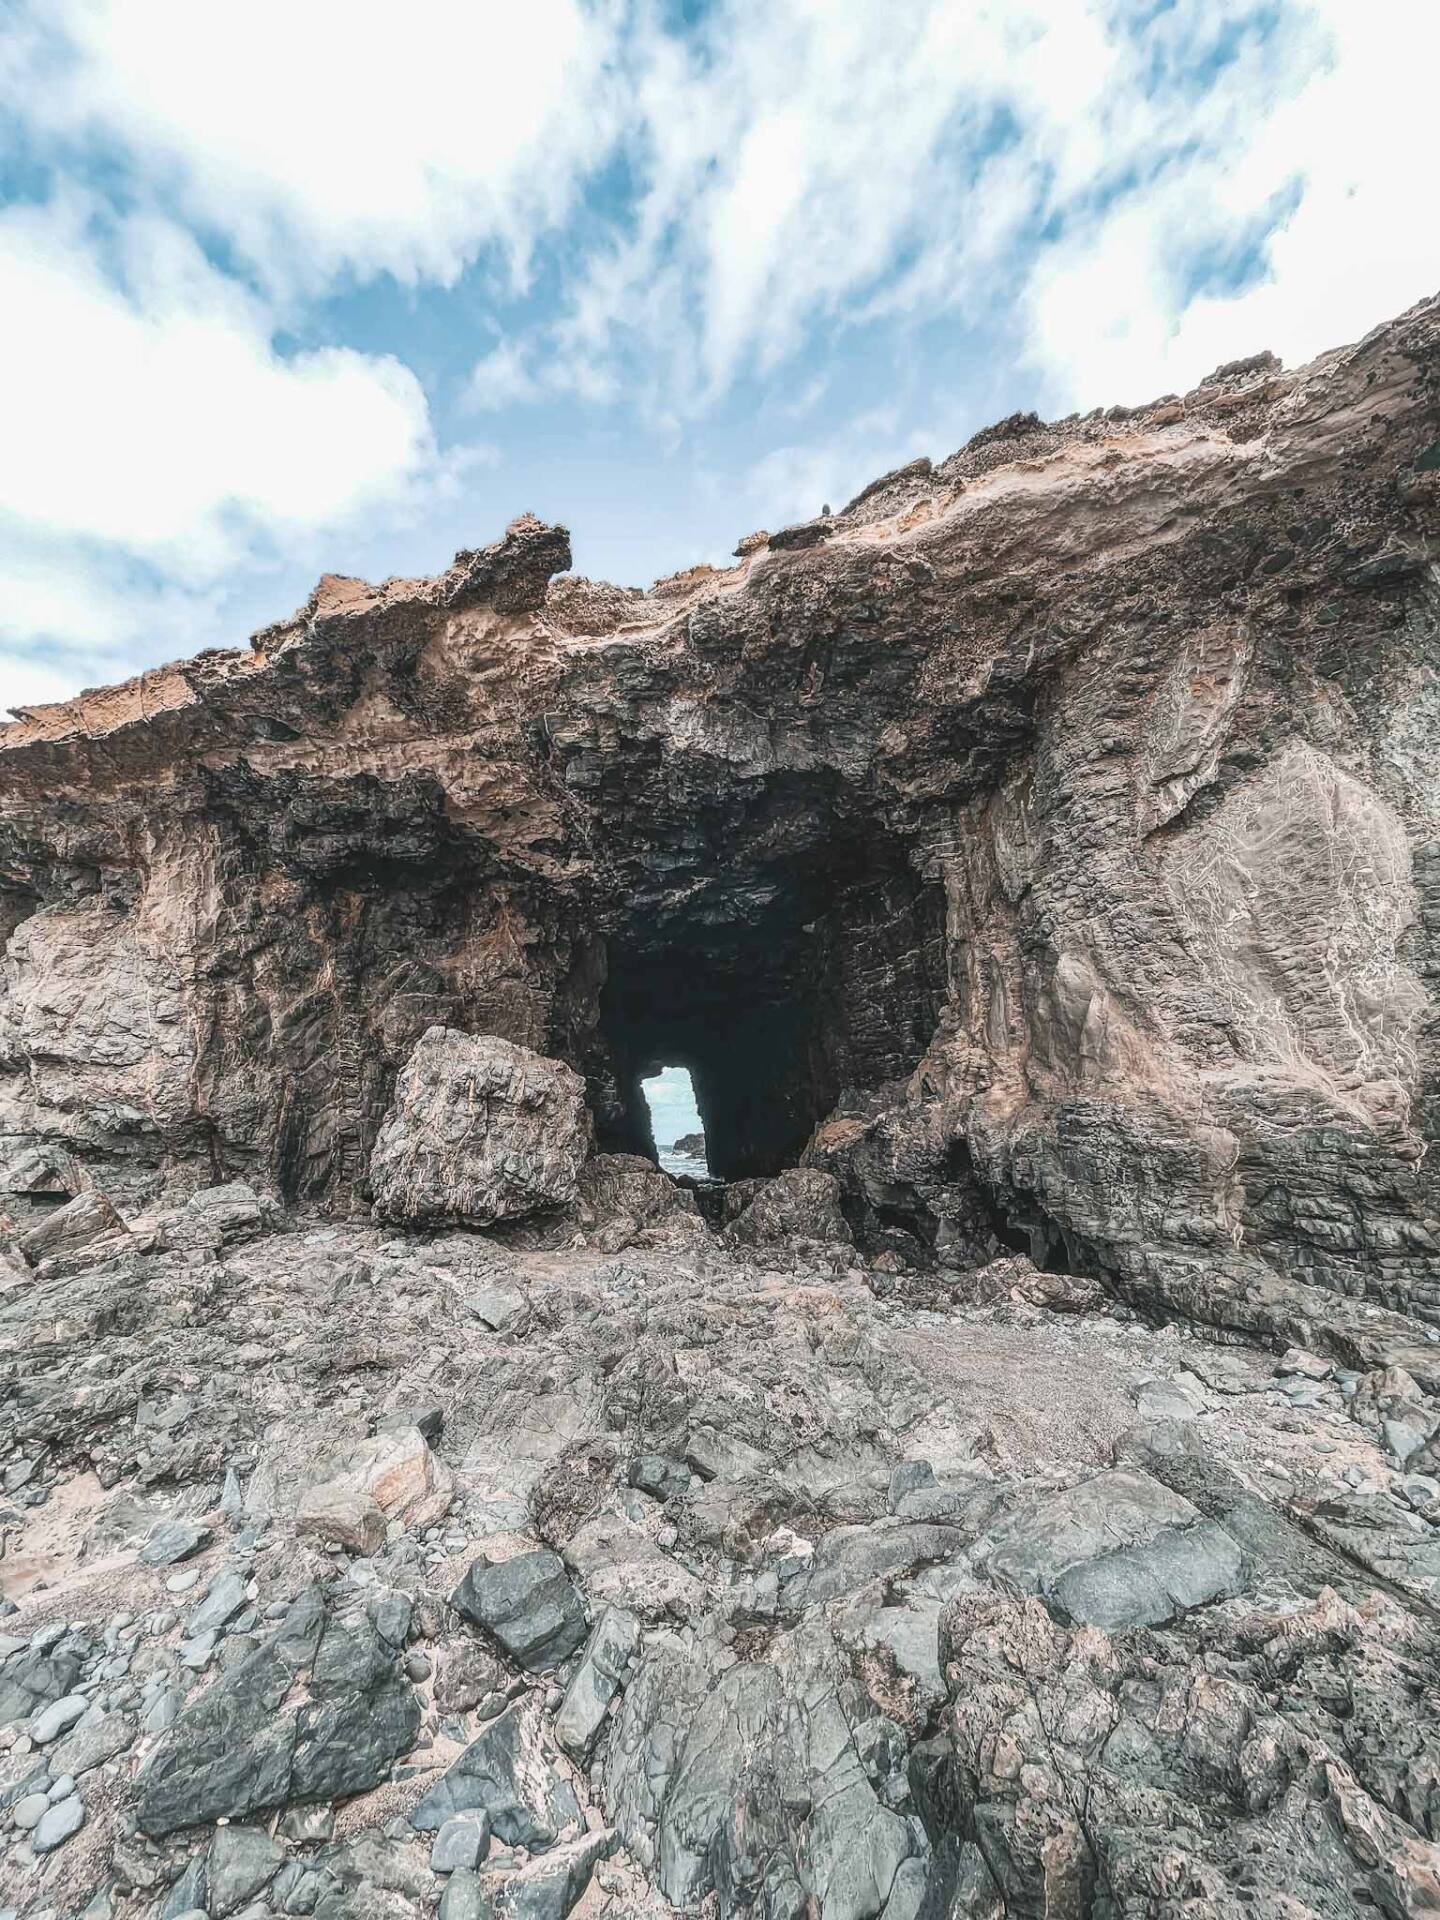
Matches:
[[1, 0, 1436, 709], [642, 1066, 705, 1157]]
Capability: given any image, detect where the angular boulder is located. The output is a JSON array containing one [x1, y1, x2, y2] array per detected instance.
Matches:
[[499, 1828, 611, 1920], [451, 1548, 588, 1672], [721, 1168, 855, 1268], [576, 1153, 709, 1253], [555, 1606, 640, 1758], [370, 1028, 590, 1227], [296, 1425, 453, 1554], [17, 1187, 128, 1265], [135, 1589, 420, 1834], [409, 1696, 581, 1845]]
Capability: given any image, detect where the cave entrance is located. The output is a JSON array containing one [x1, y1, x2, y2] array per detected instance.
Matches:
[[591, 833, 947, 1186], [640, 1066, 711, 1176]]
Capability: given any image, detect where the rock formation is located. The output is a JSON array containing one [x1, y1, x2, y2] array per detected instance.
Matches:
[[1, 300, 1439, 1918], [2, 300, 1438, 1360]]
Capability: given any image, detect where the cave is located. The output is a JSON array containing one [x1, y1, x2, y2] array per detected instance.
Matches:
[[590, 823, 947, 1185]]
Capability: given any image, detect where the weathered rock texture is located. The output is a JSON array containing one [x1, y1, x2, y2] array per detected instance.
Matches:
[[1, 304, 1438, 1366], [371, 1028, 590, 1228]]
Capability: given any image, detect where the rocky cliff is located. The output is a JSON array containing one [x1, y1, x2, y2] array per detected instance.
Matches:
[[3, 299, 1437, 1362], [4, 302, 1440, 1920]]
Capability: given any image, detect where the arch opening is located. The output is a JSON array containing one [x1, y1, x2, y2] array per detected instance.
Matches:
[[640, 1065, 710, 1177]]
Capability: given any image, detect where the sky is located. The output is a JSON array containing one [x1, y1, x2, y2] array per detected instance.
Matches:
[[642, 1065, 706, 1164], [1, 0, 1436, 711]]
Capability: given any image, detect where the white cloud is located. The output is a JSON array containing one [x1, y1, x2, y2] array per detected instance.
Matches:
[[8, 0, 621, 296], [462, 339, 541, 414], [0, 195, 456, 690], [0, 201, 434, 574], [1, 0, 1434, 701], [1023, 0, 1440, 407], [745, 406, 914, 531]]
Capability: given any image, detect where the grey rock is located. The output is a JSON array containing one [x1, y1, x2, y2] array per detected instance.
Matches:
[[887, 1461, 936, 1509], [627, 1454, 690, 1503], [440, 1872, 492, 1920], [783, 1521, 967, 1608], [32, 1791, 84, 1853], [12, 1790, 49, 1829], [371, 1029, 589, 1227], [279, 1802, 335, 1844], [465, 1279, 530, 1333], [498, 1828, 610, 1920], [28, 1692, 88, 1744], [140, 1519, 213, 1567], [161, 1857, 208, 1918], [50, 1707, 135, 1776], [555, 1606, 639, 1758], [17, 1188, 127, 1265], [136, 1590, 419, 1835], [208, 1825, 285, 1915], [1384, 1417, 1427, 1466], [451, 1549, 587, 1672], [187, 1570, 250, 1637], [430, 1812, 490, 1873], [975, 1468, 1247, 1629], [610, 1623, 917, 1918], [409, 1697, 580, 1847], [377, 1406, 444, 1445]]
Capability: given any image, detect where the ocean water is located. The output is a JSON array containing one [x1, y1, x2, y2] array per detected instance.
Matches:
[[642, 1064, 709, 1176]]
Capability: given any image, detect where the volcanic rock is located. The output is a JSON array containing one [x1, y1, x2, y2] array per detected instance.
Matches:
[[1, 306, 1440, 1920]]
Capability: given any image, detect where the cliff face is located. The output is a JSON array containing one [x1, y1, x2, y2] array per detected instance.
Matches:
[[1, 303, 1438, 1356]]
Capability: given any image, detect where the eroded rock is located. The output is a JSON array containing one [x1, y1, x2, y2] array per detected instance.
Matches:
[[371, 1030, 589, 1228]]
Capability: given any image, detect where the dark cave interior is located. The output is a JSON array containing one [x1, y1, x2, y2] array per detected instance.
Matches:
[[591, 827, 949, 1184]]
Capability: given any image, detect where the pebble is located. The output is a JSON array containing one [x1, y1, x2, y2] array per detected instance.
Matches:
[[29, 1695, 88, 1744], [33, 1793, 84, 1853], [180, 1631, 218, 1670], [166, 1570, 201, 1593], [12, 1792, 49, 1831]]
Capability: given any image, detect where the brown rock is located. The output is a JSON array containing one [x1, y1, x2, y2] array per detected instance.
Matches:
[[0, 299, 1437, 1365], [296, 1424, 453, 1553], [371, 1028, 590, 1227]]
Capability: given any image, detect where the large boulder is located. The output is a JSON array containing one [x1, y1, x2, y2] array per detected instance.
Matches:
[[135, 1589, 420, 1834], [720, 1167, 856, 1270], [296, 1425, 454, 1555], [576, 1153, 709, 1253], [370, 1029, 590, 1227], [17, 1187, 129, 1266]]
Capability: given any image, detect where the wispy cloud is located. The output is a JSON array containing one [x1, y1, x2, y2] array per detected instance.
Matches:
[[0, 0, 1435, 703]]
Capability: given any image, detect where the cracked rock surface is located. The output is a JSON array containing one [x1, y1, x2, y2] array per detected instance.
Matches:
[[4, 1181, 1440, 1916], [0, 300, 1436, 1358]]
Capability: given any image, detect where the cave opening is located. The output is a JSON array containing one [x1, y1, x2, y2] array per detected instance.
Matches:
[[639, 1065, 711, 1176], [590, 821, 948, 1187]]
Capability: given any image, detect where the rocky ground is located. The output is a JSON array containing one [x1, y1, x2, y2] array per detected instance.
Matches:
[[5, 1164, 1440, 1919]]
